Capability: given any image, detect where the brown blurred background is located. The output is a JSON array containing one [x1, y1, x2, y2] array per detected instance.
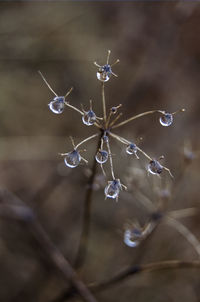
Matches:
[[0, 2, 200, 302]]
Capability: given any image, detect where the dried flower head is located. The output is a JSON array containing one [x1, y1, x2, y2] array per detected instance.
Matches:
[[39, 50, 185, 201]]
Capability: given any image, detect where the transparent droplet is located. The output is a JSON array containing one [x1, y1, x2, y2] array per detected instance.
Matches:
[[64, 150, 81, 168], [159, 113, 173, 126], [124, 228, 142, 248], [95, 150, 108, 164], [104, 179, 121, 200], [97, 64, 112, 82], [48, 96, 65, 114], [148, 160, 163, 175], [126, 143, 139, 158], [82, 110, 96, 126]]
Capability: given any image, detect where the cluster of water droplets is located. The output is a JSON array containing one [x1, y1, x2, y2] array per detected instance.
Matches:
[[126, 143, 139, 159], [95, 150, 108, 164], [159, 112, 173, 127], [148, 159, 163, 175], [64, 150, 81, 168], [48, 96, 65, 114]]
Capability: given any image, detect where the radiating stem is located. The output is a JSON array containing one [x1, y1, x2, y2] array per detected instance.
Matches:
[[112, 110, 159, 129], [64, 101, 84, 115], [106, 139, 115, 180], [165, 216, 200, 257], [75, 133, 99, 149], [102, 82, 106, 124]]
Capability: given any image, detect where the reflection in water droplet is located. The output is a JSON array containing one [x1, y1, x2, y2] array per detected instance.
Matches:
[[126, 143, 139, 158], [48, 96, 65, 114], [159, 113, 173, 126], [95, 150, 108, 164], [64, 150, 81, 168], [104, 179, 121, 200], [96, 64, 112, 82], [148, 160, 163, 175], [82, 110, 96, 126], [124, 229, 142, 248]]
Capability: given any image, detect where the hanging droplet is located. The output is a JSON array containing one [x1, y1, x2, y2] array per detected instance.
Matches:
[[124, 228, 142, 248], [82, 110, 96, 126], [159, 113, 173, 126], [95, 150, 108, 164], [48, 96, 65, 114], [148, 160, 163, 175], [97, 64, 112, 82], [64, 150, 81, 168], [104, 179, 121, 200], [126, 143, 139, 158]]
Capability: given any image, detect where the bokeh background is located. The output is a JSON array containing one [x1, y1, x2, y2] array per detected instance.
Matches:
[[0, 2, 200, 302]]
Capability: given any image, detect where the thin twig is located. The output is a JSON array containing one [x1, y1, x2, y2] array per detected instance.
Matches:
[[90, 260, 200, 291], [102, 82, 106, 124], [0, 190, 98, 302], [112, 110, 158, 129]]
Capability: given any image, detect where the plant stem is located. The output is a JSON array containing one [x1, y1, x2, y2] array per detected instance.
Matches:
[[74, 136, 102, 269], [102, 82, 106, 125], [112, 110, 158, 129]]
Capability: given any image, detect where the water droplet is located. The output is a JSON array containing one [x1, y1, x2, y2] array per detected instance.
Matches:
[[159, 113, 173, 126], [97, 64, 112, 82], [126, 143, 139, 158], [48, 96, 65, 114], [104, 179, 121, 200], [148, 160, 163, 175], [64, 150, 81, 168], [82, 110, 96, 126], [124, 228, 142, 248], [95, 150, 108, 164]]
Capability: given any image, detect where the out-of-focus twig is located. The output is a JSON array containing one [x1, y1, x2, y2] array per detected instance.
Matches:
[[0, 190, 98, 302]]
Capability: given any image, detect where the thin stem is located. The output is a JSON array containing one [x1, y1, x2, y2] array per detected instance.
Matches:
[[38, 71, 58, 97], [109, 113, 123, 128], [102, 82, 106, 124], [75, 133, 99, 149], [106, 49, 111, 65], [112, 110, 159, 129], [74, 136, 102, 269], [136, 146, 152, 161], [65, 87, 73, 98], [165, 216, 200, 257], [168, 208, 198, 219], [91, 260, 200, 292], [106, 139, 115, 180], [109, 132, 131, 145], [64, 101, 84, 115]]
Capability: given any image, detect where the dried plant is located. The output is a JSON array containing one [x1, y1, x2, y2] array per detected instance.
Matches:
[[39, 50, 185, 202]]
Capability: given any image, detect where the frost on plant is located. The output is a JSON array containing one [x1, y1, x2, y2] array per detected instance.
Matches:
[[39, 50, 185, 201]]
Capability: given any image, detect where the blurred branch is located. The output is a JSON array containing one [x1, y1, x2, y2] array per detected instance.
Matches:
[[0, 190, 98, 302], [74, 136, 102, 269]]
